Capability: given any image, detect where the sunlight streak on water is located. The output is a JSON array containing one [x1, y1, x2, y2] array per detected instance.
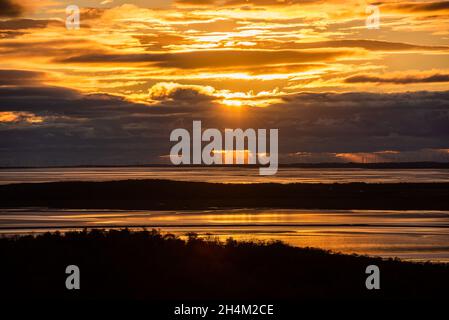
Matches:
[[1, 167, 449, 184], [1, 208, 449, 262]]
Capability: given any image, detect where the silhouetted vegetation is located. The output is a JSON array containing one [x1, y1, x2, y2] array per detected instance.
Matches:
[[1, 180, 449, 210], [1, 229, 448, 301]]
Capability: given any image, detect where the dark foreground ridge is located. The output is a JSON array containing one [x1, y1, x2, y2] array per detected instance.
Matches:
[[1, 180, 449, 210], [1, 229, 448, 301]]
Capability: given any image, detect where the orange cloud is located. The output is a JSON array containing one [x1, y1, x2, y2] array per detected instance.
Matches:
[[1, 0, 449, 105], [0, 111, 43, 123]]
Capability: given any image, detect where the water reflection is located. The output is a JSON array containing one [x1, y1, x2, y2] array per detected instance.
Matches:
[[1, 167, 449, 184], [1, 208, 449, 262]]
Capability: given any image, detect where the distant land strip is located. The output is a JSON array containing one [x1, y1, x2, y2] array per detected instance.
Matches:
[[1, 180, 449, 210]]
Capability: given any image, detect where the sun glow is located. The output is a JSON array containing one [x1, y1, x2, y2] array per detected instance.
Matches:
[[1, 1, 448, 111]]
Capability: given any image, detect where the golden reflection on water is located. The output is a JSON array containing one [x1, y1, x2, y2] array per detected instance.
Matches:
[[1, 209, 449, 262], [2, 167, 449, 185]]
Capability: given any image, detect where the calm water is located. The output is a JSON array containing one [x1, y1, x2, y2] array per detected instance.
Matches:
[[2, 168, 449, 262], [1, 167, 449, 184], [1, 208, 449, 263]]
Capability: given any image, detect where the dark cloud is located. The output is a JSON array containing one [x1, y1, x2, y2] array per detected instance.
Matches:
[[0, 0, 23, 17], [0, 18, 64, 39], [80, 7, 105, 20], [0, 30, 23, 38], [345, 74, 449, 84], [1, 70, 449, 166], [288, 40, 449, 52], [237, 39, 448, 52], [176, 0, 216, 5], [0, 69, 46, 85], [57, 50, 348, 69], [388, 1, 449, 13], [0, 19, 62, 30]]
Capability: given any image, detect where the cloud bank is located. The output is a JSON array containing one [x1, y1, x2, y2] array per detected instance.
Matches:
[[1, 70, 448, 166]]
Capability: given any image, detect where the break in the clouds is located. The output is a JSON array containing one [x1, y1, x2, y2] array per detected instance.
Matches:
[[1, 70, 449, 166], [1, 1, 449, 165]]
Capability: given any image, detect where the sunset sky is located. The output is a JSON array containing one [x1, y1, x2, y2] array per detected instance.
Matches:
[[1, 0, 449, 165]]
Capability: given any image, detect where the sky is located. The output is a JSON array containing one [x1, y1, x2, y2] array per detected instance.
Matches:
[[0, 0, 449, 166]]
